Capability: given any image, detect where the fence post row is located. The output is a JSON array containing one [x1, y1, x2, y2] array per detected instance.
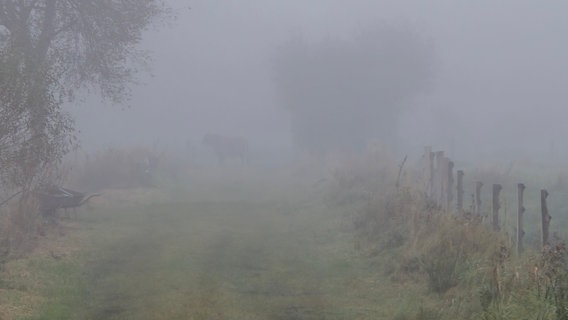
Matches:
[[420, 147, 555, 254]]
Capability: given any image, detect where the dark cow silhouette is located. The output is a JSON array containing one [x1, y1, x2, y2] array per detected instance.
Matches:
[[202, 133, 249, 165], [37, 185, 101, 218]]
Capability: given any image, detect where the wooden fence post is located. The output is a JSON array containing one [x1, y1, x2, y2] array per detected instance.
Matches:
[[424, 146, 434, 200], [475, 182, 483, 216], [447, 160, 454, 211], [457, 170, 464, 212], [492, 184, 502, 231], [396, 155, 407, 190], [429, 151, 435, 200], [516, 183, 525, 255], [541, 189, 551, 249], [435, 151, 445, 206]]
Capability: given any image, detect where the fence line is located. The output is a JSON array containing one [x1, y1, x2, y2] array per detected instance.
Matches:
[[421, 147, 553, 254]]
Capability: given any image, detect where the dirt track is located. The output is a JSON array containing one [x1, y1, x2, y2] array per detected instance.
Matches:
[[67, 198, 387, 320]]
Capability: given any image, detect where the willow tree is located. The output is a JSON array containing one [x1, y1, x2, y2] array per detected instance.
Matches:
[[272, 25, 434, 155], [0, 1, 169, 190]]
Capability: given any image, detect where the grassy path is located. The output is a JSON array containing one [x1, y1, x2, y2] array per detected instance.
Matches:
[[15, 171, 424, 320], [60, 200, 391, 320], [6, 165, 558, 320]]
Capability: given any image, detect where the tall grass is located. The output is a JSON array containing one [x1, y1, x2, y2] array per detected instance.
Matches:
[[327, 152, 568, 319], [4, 149, 568, 319]]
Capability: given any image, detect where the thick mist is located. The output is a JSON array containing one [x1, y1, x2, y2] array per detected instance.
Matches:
[[70, 0, 568, 163], [6, 2, 568, 318]]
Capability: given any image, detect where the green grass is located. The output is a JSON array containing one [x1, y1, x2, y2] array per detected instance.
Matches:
[[0, 170, 451, 318], [18, 183, 397, 319], [5, 160, 568, 320]]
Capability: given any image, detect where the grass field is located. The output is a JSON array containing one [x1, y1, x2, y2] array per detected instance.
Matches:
[[1, 160, 566, 320], [0, 166, 426, 319]]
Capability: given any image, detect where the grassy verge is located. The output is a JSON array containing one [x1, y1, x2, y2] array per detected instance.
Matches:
[[3, 158, 568, 319], [16, 200, 389, 319]]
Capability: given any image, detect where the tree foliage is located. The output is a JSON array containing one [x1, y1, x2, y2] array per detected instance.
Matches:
[[0, 0, 169, 189], [272, 25, 434, 154]]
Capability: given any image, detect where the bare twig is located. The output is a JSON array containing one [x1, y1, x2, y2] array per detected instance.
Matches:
[[0, 190, 23, 208], [396, 155, 408, 189]]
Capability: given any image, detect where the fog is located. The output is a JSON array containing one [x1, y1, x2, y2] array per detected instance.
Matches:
[[7, 2, 568, 317], [70, 0, 568, 163]]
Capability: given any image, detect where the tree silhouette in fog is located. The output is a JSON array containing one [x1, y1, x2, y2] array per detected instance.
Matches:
[[272, 25, 434, 155], [0, 1, 169, 189]]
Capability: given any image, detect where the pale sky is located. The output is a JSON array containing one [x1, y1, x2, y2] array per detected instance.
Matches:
[[70, 0, 568, 161]]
